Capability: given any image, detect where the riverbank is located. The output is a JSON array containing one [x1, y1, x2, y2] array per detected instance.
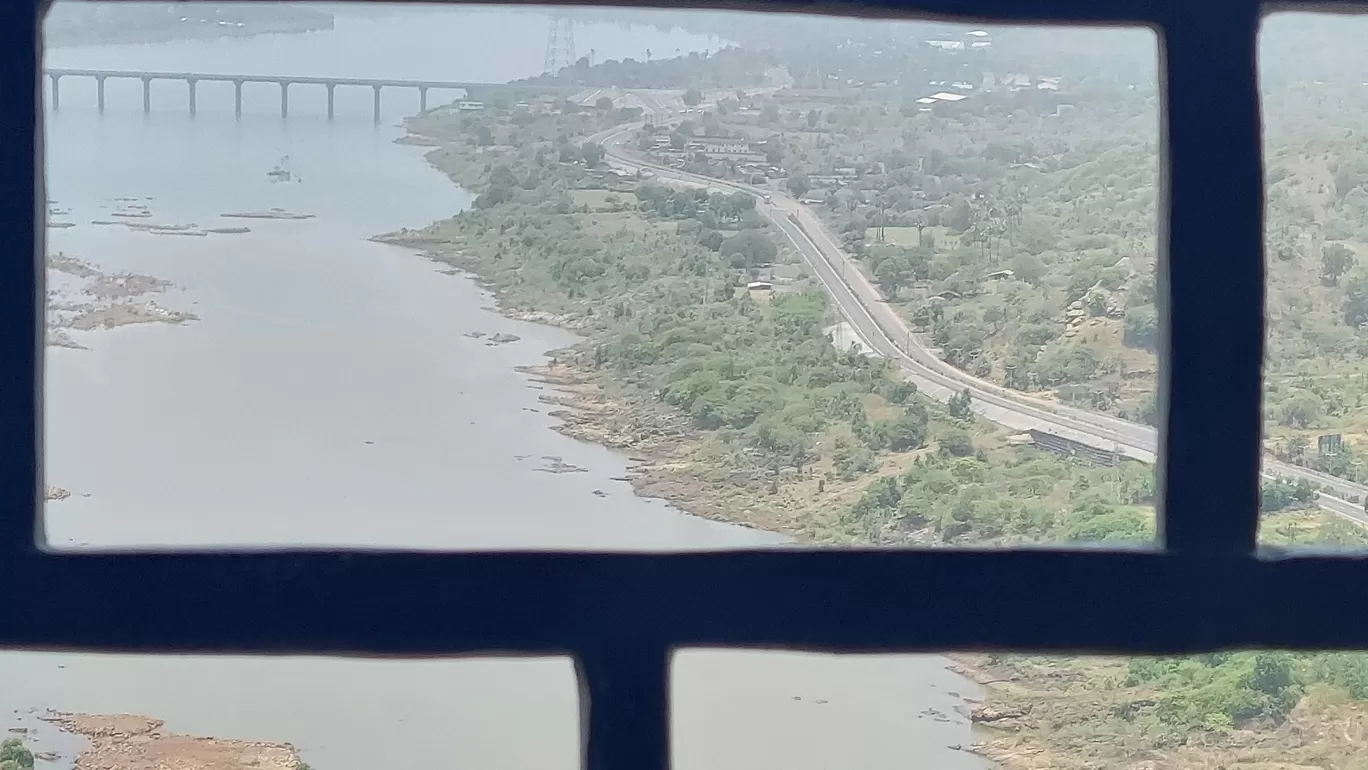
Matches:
[[520, 360, 835, 537], [383, 84, 1368, 769], [947, 651, 1368, 770]]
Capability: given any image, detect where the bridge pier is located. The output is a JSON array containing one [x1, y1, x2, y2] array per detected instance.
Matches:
[[279, 82, 289, 119], [419, 86, 428, 112], [372, 85, 382, 123], [96, 76, 105, 114], [49, 74, 59, 111], [326, 83, 335, 120], [142, 77, 151, 114], [187, 78, 197, 117], [234, 80, 243, 119]]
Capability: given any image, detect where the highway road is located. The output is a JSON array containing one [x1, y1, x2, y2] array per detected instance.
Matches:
[[595, 120, 1368, 528]]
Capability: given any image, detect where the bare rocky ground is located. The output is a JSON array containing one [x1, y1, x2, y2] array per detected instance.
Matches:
[[46, 252, 197, 344], [40, 713, 307, 770]]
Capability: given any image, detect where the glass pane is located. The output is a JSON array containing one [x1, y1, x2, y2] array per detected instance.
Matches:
[[1259, 13, 1368, 548], [676, 650, 1368, 769], [673, 650, 980, 770], [41, 5, 1158, 550], [0, 653, 578, 770]]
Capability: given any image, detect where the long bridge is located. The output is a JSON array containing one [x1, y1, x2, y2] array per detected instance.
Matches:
[[42, 68, 556, 121]]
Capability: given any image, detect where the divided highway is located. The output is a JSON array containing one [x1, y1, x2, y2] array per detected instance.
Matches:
[[596, 121, 1368, 527]]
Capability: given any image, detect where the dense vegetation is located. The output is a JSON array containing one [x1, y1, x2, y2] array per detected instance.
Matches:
[[642, 55, 1368, 488], [1120, 652, 1368, 733], [0, 738, 33, 770], [687, 87, 1162, 422], [845, 451, 1154, 544], [523, 46, 775, 89], [396, 92, 1182, 547], [402, 103, 961, 501], [395, 37, 1368, 767]]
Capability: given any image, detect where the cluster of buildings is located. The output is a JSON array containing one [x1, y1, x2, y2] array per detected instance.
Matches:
[[645, 131, 777, 175], [902, 72, 1069, 116]]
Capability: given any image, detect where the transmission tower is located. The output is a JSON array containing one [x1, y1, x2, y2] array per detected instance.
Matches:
[[801, 62, 825, 90], [543, 16, 577, 75]]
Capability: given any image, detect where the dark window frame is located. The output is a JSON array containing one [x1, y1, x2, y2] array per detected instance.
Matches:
[[8, 0, 1364, 767]]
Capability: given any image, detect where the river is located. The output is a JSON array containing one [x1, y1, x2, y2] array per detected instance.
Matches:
[[21, 6, 981, 770]]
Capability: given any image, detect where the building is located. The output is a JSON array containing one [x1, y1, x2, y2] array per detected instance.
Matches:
[[685, 139, 767, 163]]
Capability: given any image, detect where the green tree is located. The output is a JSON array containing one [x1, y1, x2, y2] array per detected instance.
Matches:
[[1123, 304, 1159, 350], [0, 740, 32, 770], [1010, 253, 1047, 285], [473, 184, 513, 209], [1277, 390, 1324, 428], [719, 230, 777, 268], [948, 389, 973, 420], [1344, 266, 1368, 326], [882, 407, 930, 451], [595, 95, 614, 110], [874, 255, 911, 294], [682, 88, 702, 106], [939, 429, 974, 457], [1261, 479, 1311, 511], [489, 164, 518, 189], [581, 142, 606, 168], [1321, 243, 1355, 286], [787, 173, 811, 198], [865, 476, 902, 509]]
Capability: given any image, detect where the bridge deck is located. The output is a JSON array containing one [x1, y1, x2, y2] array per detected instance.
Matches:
[[43, 69, 550, 92]]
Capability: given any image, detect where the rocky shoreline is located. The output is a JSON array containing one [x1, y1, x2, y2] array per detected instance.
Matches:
[[513, 363, 1087, 767], [39, 713, 307, 770], [518, 360, 795, 534], [47, 252, 197, 342]]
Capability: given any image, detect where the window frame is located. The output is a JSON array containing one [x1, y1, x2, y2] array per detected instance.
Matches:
[[9, 0, 1361, 766]]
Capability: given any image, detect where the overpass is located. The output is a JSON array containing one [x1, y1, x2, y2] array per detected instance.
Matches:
[[42, 68, 557, 121]]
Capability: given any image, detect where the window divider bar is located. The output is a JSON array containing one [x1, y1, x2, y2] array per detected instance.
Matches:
[[577, 640, 670, 770], [0, 0, 41, 558], [1157, 11, 1264, 556]]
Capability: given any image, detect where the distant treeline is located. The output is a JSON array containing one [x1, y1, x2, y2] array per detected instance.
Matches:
[[43, 2, 333, 47], [520, 46, 776, 90]]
